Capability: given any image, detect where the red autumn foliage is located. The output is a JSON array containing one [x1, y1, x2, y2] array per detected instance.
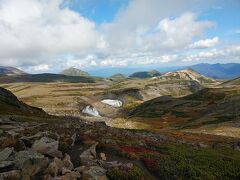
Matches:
[[141, 157, 159, 171]]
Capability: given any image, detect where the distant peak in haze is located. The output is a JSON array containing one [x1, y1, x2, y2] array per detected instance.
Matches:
[[189, 63, 240, 79], [0, 66, 27, 76], [60, 67, 90, 77]]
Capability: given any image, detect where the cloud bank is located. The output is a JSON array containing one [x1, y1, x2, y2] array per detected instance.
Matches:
[[0, 0, 239, 72]]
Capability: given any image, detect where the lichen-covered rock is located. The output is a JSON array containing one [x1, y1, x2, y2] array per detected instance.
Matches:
[[62, 154, 73, 171], [32, 137, 62, 158], [82, 166, 108, 180], [0, 161, 14, 169], [0, 147, 13, 161], [13, 150, 49, 177], [0, 170, 21, 180], [80, 143, 98, 165]]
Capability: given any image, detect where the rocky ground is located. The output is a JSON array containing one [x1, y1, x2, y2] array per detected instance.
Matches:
[[1, 114, 240, 180]]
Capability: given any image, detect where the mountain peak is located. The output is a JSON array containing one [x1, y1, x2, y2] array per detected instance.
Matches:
[[0, 66, 27, 76], [162, 68, 215, 84]]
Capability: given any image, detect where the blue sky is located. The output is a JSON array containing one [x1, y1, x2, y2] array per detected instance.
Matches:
[[0, 0, 239, 73]]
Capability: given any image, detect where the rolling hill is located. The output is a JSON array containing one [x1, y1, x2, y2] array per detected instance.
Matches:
[[128, 86, 240, 137], [61, 67, 90, 77], [0, 73, 95, 83], [129, 70, 161, 79]]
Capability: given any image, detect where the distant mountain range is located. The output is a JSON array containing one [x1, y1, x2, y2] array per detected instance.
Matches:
[[0, 63, 239, 80], [189, 63, 240, 79]]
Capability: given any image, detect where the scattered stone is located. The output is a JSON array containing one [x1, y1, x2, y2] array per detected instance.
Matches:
[[74, 166, 87, 173], [100, 153, 106, 161], [13, 150, 49, 177], [0, 170, 21, 180], [45, 160, 59, 177], [62, 154, 74, 171], [0, 147, 14, 161], [32, 137, 62, 158], [82, 166, 108, 180], [59, 171, 81, 180], [71, 133, 76, 146], [0, 161, 14, 169], [80, 143, 98, 165]]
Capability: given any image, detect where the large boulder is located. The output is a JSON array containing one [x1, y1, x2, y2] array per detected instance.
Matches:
[[80, 143, 98, 165], [82, 166, 108, 180], [13, 150, 49, 178], [0, 170, 21, 180], [32, 137, 62, 158], [0, 147, 13, 161]]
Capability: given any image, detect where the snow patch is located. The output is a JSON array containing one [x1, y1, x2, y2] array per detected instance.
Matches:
[[82, 105, 100, 117], [101, 99, 123, 107]]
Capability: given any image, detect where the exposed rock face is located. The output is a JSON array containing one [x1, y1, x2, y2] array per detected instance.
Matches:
[[32, 137, 62, 158], [82, 105, 100, 117], [101, 99, 123, 107]]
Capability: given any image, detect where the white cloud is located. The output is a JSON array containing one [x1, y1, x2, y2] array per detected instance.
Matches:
[[189, 37, 219, 49], [184, 45, 240, 62], [0, 0, 102, 66], [33, 64, 49, 71], [0, 0, 238, 71]]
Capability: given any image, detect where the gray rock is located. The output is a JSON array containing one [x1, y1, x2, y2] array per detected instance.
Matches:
[[13, 150, 49, 177], [32, 137, 62, 158], [62, 154, 74, 171], [0, 170, 21, 180], [0, 161, 14, 169], [80, 143, 98, 165], [0, 147, 13, 161], [82, 166, 108, 180]]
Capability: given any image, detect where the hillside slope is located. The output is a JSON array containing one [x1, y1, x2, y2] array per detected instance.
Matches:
[[0, 87, 46, 116], [129, 87, 240, 137], [160, 69, 216, 84]]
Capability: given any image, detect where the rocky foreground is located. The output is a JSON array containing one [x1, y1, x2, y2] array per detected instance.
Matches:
[[1, 115, 240, 180]]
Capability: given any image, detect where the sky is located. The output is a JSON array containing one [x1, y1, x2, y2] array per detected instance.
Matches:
[[0, 0, 239, 73]]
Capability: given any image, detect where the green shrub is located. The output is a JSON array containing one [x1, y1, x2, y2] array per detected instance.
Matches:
[[107, 166, 144, 180]]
